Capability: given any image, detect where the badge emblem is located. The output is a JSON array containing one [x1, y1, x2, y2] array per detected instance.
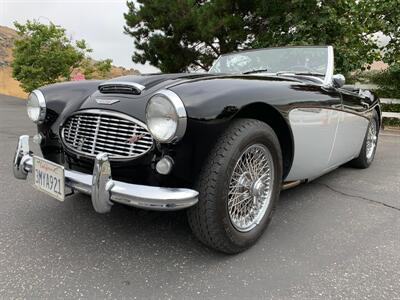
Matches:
[[126, 134, 145, 144], [76, 137, 86, 151], [95, 98, 120, 105]]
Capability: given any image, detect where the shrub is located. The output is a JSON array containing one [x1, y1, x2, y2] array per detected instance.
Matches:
[[371, 65, 400, 99], [383, 117, 400, 127], [381, 103, 400, 113]]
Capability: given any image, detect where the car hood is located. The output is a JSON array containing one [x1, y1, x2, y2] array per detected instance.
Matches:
[[97, 73, 214, 94], [93, 72, 303, 96], [80, 73, 303, 120], [41, 72, 308, 133]]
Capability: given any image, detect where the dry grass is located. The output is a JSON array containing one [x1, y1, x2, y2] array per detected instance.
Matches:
[[0, 25, 26, 98], [0, 67, 27, 99]]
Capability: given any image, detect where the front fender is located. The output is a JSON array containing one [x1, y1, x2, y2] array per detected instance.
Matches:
[[38, 80, 104, 129], [168, 76, 303, 121]]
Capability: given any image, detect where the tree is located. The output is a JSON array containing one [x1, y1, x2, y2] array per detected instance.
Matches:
[[365, 0, 400, 66], [124, 0, 399, 74], [12, 20, 113, 92], [124, 0, 254, 72], [250, 0, 382, 74], [94, 59, 113, 78], [12, 20, 88, 92]]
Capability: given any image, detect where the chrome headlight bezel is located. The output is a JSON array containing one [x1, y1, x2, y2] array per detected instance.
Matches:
[[145, 90, 187, 143], [27, 90, 46, 123]]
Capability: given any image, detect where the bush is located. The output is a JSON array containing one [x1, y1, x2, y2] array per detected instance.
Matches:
[[383, 117, 400, 127], [346, 70, 381, 85], [371, 65, 400, 99], [381, 103, 400, 113]]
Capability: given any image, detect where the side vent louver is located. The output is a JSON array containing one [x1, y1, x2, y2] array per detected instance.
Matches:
[[98, 81, 145, 95]]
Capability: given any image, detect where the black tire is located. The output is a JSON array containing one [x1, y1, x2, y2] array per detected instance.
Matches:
[[349, 110, 379, 169], [187, 119, 282, 253]]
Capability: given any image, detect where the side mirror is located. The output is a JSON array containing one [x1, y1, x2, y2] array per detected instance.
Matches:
[[332, 74, 345, 88]]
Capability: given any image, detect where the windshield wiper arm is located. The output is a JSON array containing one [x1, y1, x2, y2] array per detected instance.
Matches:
[[242, 68, 269, 74]]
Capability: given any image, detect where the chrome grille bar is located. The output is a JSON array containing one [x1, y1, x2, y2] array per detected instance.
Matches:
[[61, 109, 153, 160]]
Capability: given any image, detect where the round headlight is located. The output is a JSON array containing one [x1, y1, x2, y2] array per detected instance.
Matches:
[[27, 90, 46, 123], [145, 90, 187, 143]]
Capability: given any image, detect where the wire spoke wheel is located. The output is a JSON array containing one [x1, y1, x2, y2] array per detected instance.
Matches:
[[366, 119, 378, 160], [228, 144, 275, 232], [188, 119, 282, 253]]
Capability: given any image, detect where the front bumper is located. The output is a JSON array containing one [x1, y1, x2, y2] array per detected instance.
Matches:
[[13, 135, 199, 212]]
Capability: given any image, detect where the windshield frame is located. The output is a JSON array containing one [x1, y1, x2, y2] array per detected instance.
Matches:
[[209, 46, 334, 86]]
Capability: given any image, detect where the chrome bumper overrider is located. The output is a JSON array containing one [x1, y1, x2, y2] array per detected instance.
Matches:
[[13, 135, 199, 212]]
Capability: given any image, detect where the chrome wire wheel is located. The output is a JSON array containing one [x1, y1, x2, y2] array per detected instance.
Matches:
[[228, 144, 275, 232], [366, 119, 378, 161]]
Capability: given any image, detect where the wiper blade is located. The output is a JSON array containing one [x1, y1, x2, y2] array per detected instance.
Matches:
[[276, 71, 324, 76], [292, 72, 325, 76], [242, 68, 269, 74]]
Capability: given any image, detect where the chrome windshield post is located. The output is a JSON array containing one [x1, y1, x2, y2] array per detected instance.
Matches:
[[91, 153, 114, 213], [323, 45, 334, 86]]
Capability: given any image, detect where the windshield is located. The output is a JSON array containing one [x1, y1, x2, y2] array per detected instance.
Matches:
[[209, 47, 329, 77]]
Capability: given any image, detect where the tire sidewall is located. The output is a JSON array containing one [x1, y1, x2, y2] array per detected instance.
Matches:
[[361, 111, 380, 166], [213, 123, 282, 249], [366, 114, 379, 164]]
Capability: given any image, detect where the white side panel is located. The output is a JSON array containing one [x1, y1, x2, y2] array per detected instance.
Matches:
[[286, 108, 339, 181], [328, 111, 369, 166]]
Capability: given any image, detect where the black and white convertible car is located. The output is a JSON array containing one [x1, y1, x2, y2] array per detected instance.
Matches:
[[13, 46, 381, 253]]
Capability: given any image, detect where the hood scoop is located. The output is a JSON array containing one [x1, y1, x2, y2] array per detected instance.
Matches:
[[98, 81, 145, 95]]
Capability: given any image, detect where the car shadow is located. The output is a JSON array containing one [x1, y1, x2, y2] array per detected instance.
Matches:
[[14, 164, 346, 256]]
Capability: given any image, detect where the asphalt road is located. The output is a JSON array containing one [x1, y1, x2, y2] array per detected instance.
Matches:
[[1, 94, 399, 299]]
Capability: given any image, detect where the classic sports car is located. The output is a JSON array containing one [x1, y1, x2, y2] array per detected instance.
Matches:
[[13, 46, 381, 253]]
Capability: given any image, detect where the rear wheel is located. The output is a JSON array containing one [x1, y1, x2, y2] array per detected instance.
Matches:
[[349, 111, 379, 168], [187, 119, 282, 253]]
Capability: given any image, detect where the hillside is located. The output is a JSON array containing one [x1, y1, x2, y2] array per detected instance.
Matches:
[[0, 25, 25, 98], [0, 25, 139, 99]]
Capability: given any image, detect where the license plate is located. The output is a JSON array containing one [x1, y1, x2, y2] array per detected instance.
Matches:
[[33, 156, 65, 201]]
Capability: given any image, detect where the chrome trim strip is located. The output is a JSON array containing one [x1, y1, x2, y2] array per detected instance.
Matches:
[[98, 81, 145, 93], [147, 89, 187, 143], [12, 136, 199, 211], [30, 89, 47, 123]]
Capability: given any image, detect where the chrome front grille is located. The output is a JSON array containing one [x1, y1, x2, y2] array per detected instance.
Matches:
[[61, 110, 153, 160]]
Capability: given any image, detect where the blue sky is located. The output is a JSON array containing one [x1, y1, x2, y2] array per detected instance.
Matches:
[[0, 0, 159, 73]]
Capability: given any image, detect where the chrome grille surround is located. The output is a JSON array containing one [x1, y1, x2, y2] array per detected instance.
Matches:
[[60, 109, 153, 160]]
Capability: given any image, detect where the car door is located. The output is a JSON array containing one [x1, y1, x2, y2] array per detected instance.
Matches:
[[286, 84, 343, 181], [327, 88, 370, 167]]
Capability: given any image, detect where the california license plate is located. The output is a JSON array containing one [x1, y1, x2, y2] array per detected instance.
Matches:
[[33, 156, 65, 201]]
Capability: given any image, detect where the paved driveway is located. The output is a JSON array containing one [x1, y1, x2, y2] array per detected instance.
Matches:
[[0, 94, 399, 299]]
